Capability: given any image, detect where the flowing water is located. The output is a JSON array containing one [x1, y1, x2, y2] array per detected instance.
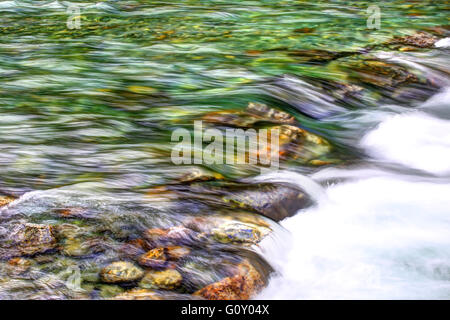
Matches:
[[259, 88, 450, 299], [0, 1, 449, 299]]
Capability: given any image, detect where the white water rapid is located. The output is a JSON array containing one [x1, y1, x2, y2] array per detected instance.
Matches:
[[259, 85, 450, 299]]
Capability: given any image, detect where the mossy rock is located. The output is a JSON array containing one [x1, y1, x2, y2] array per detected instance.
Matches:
[[139, 269, 183, 290], [211, 222, 263, 244], [8, 223, 57, 256], [100, 261, 144, 283], [99, 284, 125, 298]]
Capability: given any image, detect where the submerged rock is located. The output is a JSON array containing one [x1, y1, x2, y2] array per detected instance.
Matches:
[[425, 26, 450, 37], [179, 181, 311, 222], [331, 82, 364, 101], [288, 49, 353, 63], [246, 102, 295, 124], [340, 58, 418, 88], [113, 288, 196, 300], [55, 207, 94, 219], [202, 110, 255, 127], [275, 124, 333, 163], [211, 222, 263, 244], [61, 238, 96, 257], [138, 248, 168, 269], [98, 284, 125, 298], [184, 213, 271, 246], [292, 27, 315, 34], [139, 269, 182, 290], [100, 261, 144, 283], [194, 260, 264, 300], [138, 246, 189, 268], [144, 226, 197, 246], [55, 223, 104, 257], [119, 238, 148, 260], [391, 31, 438, 48], [113, 288, 162, 300], [236, 123, 335, 167], [178, 260, 222, 292], [178, 167, 224, 184], [223, 183, 311, 221], [200, 106, 336, 168], [202, 102, 294, 128], [8, 223, 57, 256], [7, 257, 33, 273], [166, 246, 191, 260]]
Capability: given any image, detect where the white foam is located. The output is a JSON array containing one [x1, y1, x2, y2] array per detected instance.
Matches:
[[252, 170, 326, 202], [435, 37, 450, 48], [259, 174, 450, 299], [361, 112, 450, 175]]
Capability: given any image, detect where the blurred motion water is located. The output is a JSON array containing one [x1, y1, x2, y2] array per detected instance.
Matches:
[[0, 1, 449, 299], [258, 87, 450, 299]]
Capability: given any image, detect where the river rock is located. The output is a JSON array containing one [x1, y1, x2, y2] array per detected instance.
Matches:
[[243, 124, 334, 166], [139, 269, 182, 290], [7, 257, 33, 273], [178, 167, 224, 184], [61, 238, 90, 257], [194, 260, 264, 300], [275, 124, 333, 163], [113, 288, 162, 300], [100, 261, 144, 283], [332, 82, 364, 101], [211, 222, 263, 244], [246, 102, 295, 124], [179, 180, 312, 222], [391, 31, 438, 48], [166, 246, 191, 260], [9, 223, 57, 256], [144, 226, 197, 246], [137, 245, 190, 267], [288, 49, 353, 63], [119, 238, 148, 260], [113, 288, 196, 300], [98, 284, 125, 298], [55, 223, 104, 257], [138, 248, 171, 269], [186, 211, 271, 233], [55, 207, 94, 219], [202, 102, 294, 128], [341, 58, 418, 88], [223, 183, 311, 221]]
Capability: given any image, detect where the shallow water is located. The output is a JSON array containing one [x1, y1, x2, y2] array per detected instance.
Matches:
[[0, 1, 449, 299]]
